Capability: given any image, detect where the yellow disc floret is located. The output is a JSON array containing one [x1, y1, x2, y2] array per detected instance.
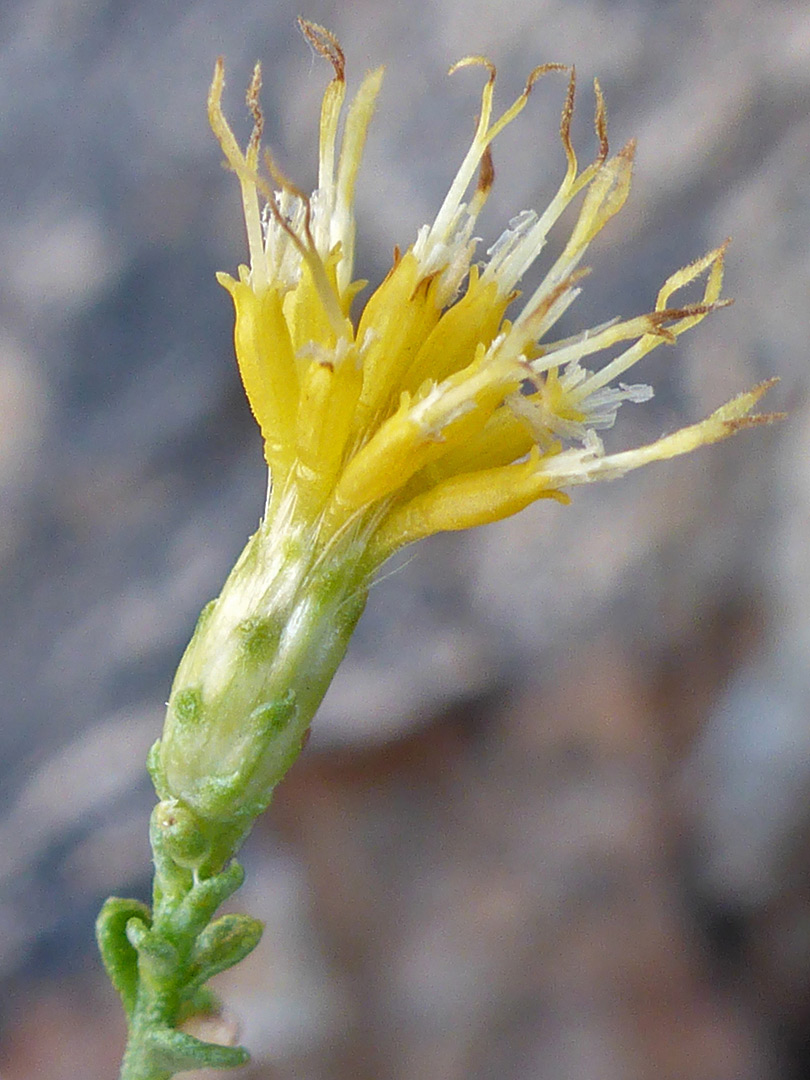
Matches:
[[207, 17, 779, 564]]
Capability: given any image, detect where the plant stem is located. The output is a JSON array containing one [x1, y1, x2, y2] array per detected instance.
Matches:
[[97, 803, 262, 1079]]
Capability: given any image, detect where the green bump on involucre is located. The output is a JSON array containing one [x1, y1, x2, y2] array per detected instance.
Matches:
[[249, 692, 296, 739], [172, 688, 202, 726], [238, 614, 282, 663]]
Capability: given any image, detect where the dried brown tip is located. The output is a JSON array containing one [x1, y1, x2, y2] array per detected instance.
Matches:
[[560, 66, 576, 149], [618, 137, 637, 164], [664, 299, 733, 320], [724, 379, 784, 433], [754, 376, 780, 396], [592, 78, 608, 165], [725, 411, 786, 433], [745, 377, 782, 413], [476, 144, 495, 200], [524, 61, 568, 96], [246, 62, 263, 162], [647, 302, 721, 341], [298, 17, 345, 82], [212, 55, 224, 86]]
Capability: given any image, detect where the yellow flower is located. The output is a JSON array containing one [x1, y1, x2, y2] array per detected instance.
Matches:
[[152, 21, 778, 837], [209, 19, 775, 568]]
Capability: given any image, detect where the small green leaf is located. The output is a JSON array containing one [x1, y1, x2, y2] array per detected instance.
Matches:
[[126, 919, 180, 984], [173, 861, 245, 937], [147, 1026, 250, 1072], [186, 913, 263, 991], [96, 897, 151, 1017]]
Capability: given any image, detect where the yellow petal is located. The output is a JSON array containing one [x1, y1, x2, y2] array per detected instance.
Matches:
[[219, 274, 299, 475], [352, 251, 444, 427], [538, 380, 781, 487], [402, 267, 509, 391], [294, 343, 363, 512], [561, 139, 635, 258], [371, 448, 568, 556]]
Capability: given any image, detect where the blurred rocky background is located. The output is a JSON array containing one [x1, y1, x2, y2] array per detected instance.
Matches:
[[0, 0, 808, 1076]]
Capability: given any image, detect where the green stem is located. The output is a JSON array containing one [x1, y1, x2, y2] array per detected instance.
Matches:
[[97, 803, 263, 1080]]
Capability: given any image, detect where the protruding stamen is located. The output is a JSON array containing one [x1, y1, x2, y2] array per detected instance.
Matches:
[[482, 71, 613, 298], [564, 252, 733, 407], [493, 269, 590, 368], [299, 18, 347, 213], [593, 79, 609, 165], [568, 77, 610, 198], [535, 381, 782, 489], [425, 58, 496, 247], [449, 55, 496, 79], [559, 66, 578, 184], [501, 138, 632, 319], [420, 60, 568, 275], [298, 18, 346, 82], [246, 62, 264, 171], [656, 241, 730, 309], [262, 152, 347, 340], [208, 58, 269, 290], [532, 304, 722, 426], [481, 62, 569, 149], [333, 66, 384, 292]]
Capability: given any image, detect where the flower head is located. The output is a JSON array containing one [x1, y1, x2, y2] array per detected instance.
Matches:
[[209, 18, 775, 569], [152, 23, 778, 836]]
